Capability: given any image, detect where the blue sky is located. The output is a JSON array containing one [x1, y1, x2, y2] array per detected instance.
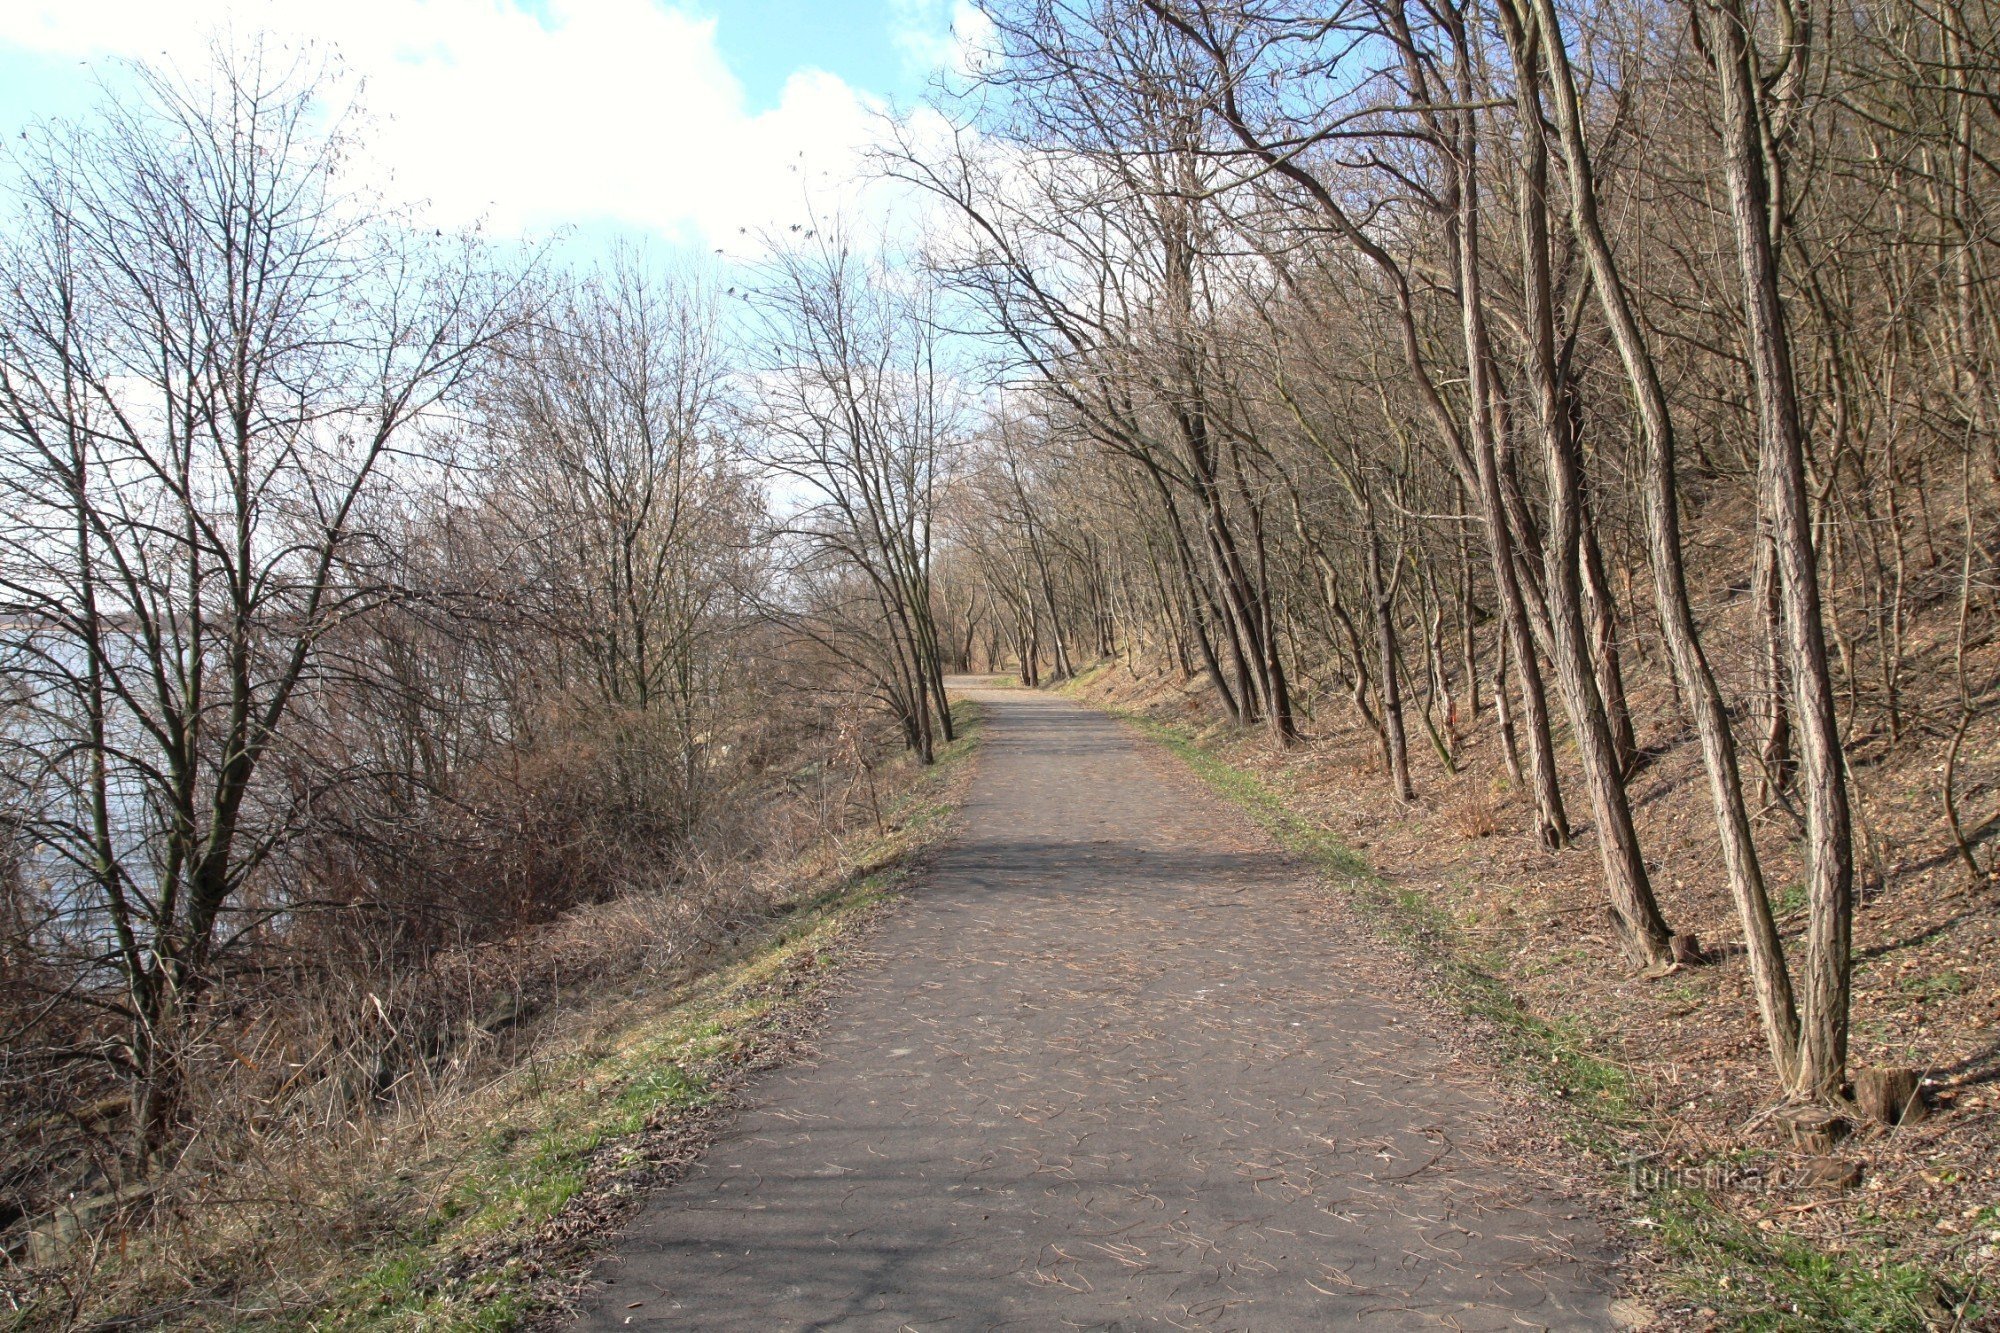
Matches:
[[707, 0, 927, 110], [0, 0, 985, 256]]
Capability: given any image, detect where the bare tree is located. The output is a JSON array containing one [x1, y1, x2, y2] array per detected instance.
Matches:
[[479, 252, 751, 842], [0, 45, 523, 1156], [746, 228, 961, 762]]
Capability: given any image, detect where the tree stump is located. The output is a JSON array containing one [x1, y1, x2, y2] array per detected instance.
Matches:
[[1670, 933, 1705, 966], [1780, 1107, 1850, 1152], [1793, 1156, 1862, 1190], [1853, 1067, 1928, 1126]]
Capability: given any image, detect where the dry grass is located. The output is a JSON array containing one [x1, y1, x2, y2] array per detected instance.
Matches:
[[1452, 784, 1503, 840], [0, 704, 982, 1331]]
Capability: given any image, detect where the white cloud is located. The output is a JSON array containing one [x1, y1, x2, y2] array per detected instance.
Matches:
[[889, 0, 996, 84], [0, 0, 900, 252]]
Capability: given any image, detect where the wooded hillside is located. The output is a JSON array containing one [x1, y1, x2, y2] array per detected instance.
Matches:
[[918, 0, 1998, 1096], [909, 0, 1999, 1306]]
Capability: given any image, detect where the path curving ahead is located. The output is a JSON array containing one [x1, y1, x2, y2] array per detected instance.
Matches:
[[572, 684, 1615, 1330]]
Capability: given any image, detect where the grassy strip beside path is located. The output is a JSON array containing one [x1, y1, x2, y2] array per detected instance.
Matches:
[[311, 703, 983, 1331], [6, 705, 980, 1333]]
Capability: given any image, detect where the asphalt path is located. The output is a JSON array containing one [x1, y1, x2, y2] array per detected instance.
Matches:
[[571, 682, 1615, 1330]]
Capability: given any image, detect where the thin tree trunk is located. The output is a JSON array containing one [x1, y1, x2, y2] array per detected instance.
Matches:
[[1457, 116, 1572, 851], [1366, 511, 1417, 800], [1700, 0, 1853, 1097], [1754, 528, 1796, 803], [1501, 22, 1674, 966], [1582, 496, 1638, 772], [1495, 623, 1525, 783]]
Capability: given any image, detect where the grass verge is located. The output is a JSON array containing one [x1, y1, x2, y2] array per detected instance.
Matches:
[[7, 702, 980, 1333], [310, 703, 982, 1331], [1078, 687, 1982, 1331]]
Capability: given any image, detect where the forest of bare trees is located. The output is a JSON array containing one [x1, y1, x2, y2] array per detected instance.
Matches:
[[895, 0, 2000, 1109], [0, 45, 962, 1280], [4, 0, 1999, 1317]]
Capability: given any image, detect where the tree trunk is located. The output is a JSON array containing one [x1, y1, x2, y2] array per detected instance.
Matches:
[[1456, 122, 1572, 851], [1700, 0, 1854, 1097], [1504, 11, 1675, 966], [1495, 624, 1525, 783], [1754, 528, 1796, 803], [1582, 498, 1638, 772], [1366, 511, 1417, 800]]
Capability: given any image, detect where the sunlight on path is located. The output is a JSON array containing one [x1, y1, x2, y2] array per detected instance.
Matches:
[[571, 685, 1613, 1330]]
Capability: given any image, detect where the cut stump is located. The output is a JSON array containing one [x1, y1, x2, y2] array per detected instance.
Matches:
[[1793, 1157, 1862, 1190], [1780, 1107, 1850, 1153], [1853, 1067, 1928, 1126]]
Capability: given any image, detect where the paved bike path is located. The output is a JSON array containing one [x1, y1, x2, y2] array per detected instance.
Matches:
[[572, 685, 1614, 1330]]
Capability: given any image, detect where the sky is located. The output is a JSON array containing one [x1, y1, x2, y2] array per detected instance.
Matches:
[[0, 0, 990, 259]]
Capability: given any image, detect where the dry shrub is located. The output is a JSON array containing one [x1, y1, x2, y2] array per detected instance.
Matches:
[[0, 877, 754, 1322], [0, 683, 902, 1317], [1453, 786, 1500, 839], [0, 816, 869, 1325]]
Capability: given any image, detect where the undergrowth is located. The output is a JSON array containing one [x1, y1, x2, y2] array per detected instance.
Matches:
[[1082, 686, 1981, 1331], [313, 705, 981, 1331], [4, 704, 981, 1333]]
